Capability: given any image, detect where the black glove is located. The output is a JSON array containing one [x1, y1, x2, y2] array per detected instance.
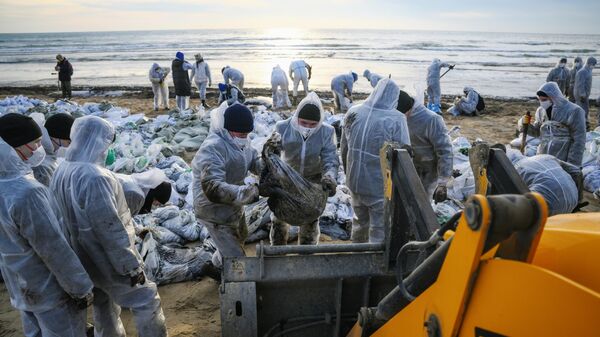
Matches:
[[433, 185, 448, 204], [449, 65, 455, 70], [321, 175, 337, 197], [72, 293, 94, 310], [130, 271, 146, 287], [263, 134, 282, 157]]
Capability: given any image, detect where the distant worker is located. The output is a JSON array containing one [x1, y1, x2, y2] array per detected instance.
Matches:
[[32, 113, 75, 186], [271, 65, 291, 109], [568, 56, 583, 102], [546, 57, 570, 95], [192, 103, 262, 268], [426, 58, 453, 113], [518, 82, 586, 166], [289, 60, 312, 105], [218, 83, 245, 106], [55, 54, 73, 100], [397, 90, 453, 202], [50, 116, 168, 336], [510, 152, 581, 216], [267, 92, 339, 245], [341, 79, 410, 243], [149, 63, 170, 111], [0, 113, 94, 336], [331, 71, 358, 113], [363, 69, 383, 88], [172, 51, 193, 111], [222, 66, 245, 89], [447, 87, 485, 116], [191, 53, 212, 109], [117, 169, 173, 216], [574, 56, 597, 123]]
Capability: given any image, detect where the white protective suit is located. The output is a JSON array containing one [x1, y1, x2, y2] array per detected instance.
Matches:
[[30, 112, 60, 187], [289, 60, 310, 98], [222, 66, 245, 89], [573, 57, 597, 121], [50, 116, 167, 337], [331, 72, 355, 113], [192, 103, 262, 267], [568, 57, 583, 102], [514, 154, 579, 216], [191, 60, 212, 100], [117, 169, 170, 216], [447, 87, 480, 116], [406, 102, 453, 198], [426, 58, 450, 108], [0, 139, 93, 337], [363, 69, 383, 88], [270, 92, 339, 245], [271, 65, 291, 108], [518, 82, 586, 166], [340, 79, 411, 243], [546, 60, 570, 95], [149, 63, 170, 110]]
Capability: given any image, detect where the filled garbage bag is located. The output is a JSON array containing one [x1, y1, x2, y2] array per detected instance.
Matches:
[[259, 133, 328, 226]]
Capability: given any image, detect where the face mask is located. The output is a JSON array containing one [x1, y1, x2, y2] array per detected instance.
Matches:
[[575, 62, 581, 67], [25, 146, 46, 167], [105, 148, 116, 166], [559, 63, 566, 68], [540, 100, 552, 111], [233, 137, 248, 149], [297, 125, 314, 138]]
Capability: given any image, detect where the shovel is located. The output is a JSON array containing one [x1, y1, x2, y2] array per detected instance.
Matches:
[[520, 110, 532, 154]]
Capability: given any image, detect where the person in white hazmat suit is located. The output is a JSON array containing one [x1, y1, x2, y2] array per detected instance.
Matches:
[[50, 116, 167, 337], [447, 87, 482, 116], [573, 56, 597, 123], [363, 69, 383, 88], [148, 63, 170, 111], [271, 65, 291, 109], [0, 113, 94, 337], [289, 60, 312, 105], [117, 168, 172, 216], [518, 82, 586, 167], [222, 65, 245, 89], [190, 53, 212, 109], [268, 92, 339, 245], [568, 57, 583, 102], [340, 79, 411, 243], [31, 112, 75, 187], [331, 71, 358, 113], [396, 90, 453, 202], [192, 103, 263, 268], [426, 58, 453, 113], [508, 151, 581, 216], [546, 57, 570, 95]]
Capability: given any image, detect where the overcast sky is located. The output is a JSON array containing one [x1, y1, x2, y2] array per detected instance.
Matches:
[[1, 0, 599, 34]]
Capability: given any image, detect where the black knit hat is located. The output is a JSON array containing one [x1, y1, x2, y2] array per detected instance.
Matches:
[[297, 103, 321, 122], [45, 113, 75, 140], [536, 90, 548, 97], [397, 90, 415, 113], [0, 113, 43, 147], [224, 104, 254, 133], [139, 181, 172, 214]]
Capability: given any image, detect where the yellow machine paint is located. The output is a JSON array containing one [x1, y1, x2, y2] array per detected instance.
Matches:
[[347, 193, 600, 337]]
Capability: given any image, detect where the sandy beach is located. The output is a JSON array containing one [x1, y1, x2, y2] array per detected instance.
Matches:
[[0, 86, 598, 336]]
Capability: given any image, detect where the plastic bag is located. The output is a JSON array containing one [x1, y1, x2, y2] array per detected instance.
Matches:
[[259, 133, 328, 226]]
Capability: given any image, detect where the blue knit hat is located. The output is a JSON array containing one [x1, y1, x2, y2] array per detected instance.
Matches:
[[218, 83, 228, 92], [176, 51, 184, 61], [224, 104, 253, 133]]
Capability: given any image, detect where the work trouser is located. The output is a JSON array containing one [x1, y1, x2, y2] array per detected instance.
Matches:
[[21, 299, 86, 337], [60, 81, 71, 99], [415, 161, 438, 199], [292, 73, 309, 98], [332, 89, 350, 113], [427, 81, 441, 106], [231, 79, 244, 90], [350, 192, 385, 244], [151, 82, 169, 110], [175, 96, 190, 111], [204, 217, 248, 268], [92, 282, 167, 337], [195, 81, 208, 100], [271, 83, 290, 108], [270, 214, 320, 246]]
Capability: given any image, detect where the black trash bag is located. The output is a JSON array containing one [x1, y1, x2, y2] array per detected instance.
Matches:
[[259, 133, 328, 227]]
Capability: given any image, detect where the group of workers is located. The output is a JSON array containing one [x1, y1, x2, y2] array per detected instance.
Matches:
[[4, 50, 596, 335]]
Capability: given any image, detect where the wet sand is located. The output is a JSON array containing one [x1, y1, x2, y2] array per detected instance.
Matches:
[[0, 86, 598, 336]]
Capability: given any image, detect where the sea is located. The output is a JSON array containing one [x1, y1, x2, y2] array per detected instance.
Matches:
[[0, 29, 598, 99]]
